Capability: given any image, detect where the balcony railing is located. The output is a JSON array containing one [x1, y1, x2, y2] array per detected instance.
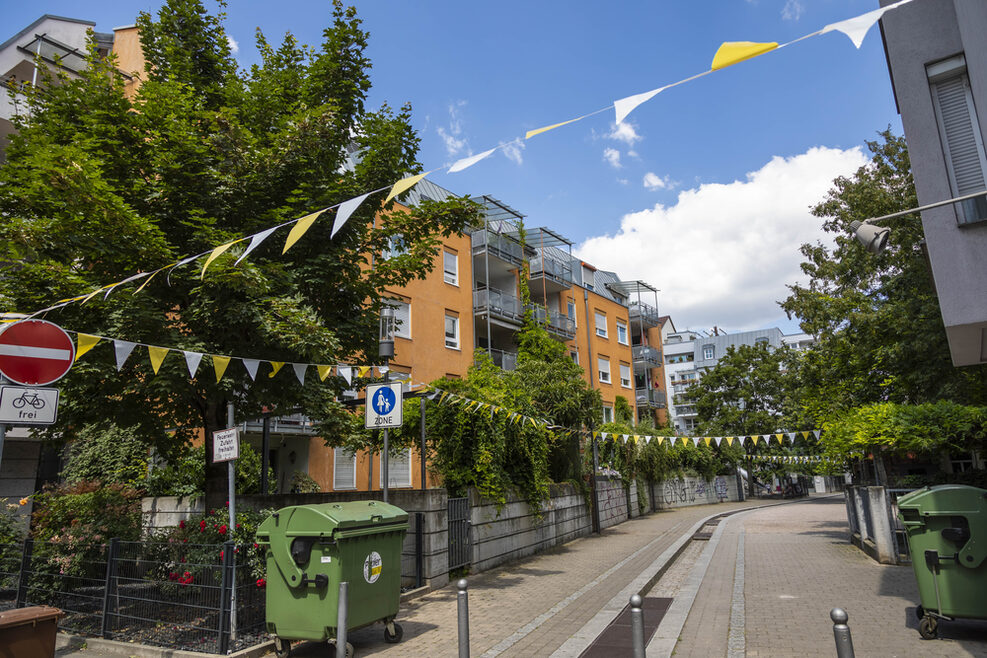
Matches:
[[628, 301, 661, 328], [479, 348, 518, 371], [474, 287, 524, 325], [528, 305, 577, 339], [241, 413, 316, 435], [471, 230, 525, 265], [635, 388, 667, 409], [632, 344, 661, 366], [528, 255, 573, 287]]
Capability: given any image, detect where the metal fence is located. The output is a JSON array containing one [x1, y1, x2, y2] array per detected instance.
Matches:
[[0, 538, 266, 654], [448, 497, 471, 571]]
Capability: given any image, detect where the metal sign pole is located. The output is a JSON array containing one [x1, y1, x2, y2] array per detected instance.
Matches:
[[382, 365, 389, 503], [226, 403, 237, 640]]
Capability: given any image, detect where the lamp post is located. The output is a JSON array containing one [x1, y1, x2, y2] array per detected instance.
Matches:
[[849, 190, 987, 254], [379, 306, 396, 503]]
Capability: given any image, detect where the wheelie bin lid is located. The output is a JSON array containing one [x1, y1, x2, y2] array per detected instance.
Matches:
[[897, 484, 987, 514], [0, 606, 63, 629], [256, 500, 409, 544]]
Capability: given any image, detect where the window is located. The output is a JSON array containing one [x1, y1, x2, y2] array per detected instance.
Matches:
[[928, 55, 987, 224], [702, 345, 714, 360], [567, 299, 577, 324], [619, 363, 632, 388], [384, 234, 406, 259], [582, 265, 595, 290], [602, 406, 614, 424], [595, 311, 608, 338], [333, 448, 356, 490], [755, 337, 768, 345], [387, 300, 411, 339], [443, 250, 458, 285], [570, 350, 579, 364], [617, 321, 629, 345], [387, 449, 412, 487], [597, 356, 611, 384], [445, 314, 460, 349]]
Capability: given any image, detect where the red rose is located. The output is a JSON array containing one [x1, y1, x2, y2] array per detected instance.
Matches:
[[219, 550, 224, 560], [253, 543, 259, 550], [179, 520, 186, 529], [199, 520, 207, 532], [224, 501, 229, 507], [218, 524, 228, 535], [169, 572, 178, 581], [236, 524, 241, 529], [256, 578, 266, 588]]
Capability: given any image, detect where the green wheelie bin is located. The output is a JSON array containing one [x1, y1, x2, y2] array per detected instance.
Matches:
[[256, 501, 409, 656], [896, 484, 987, 639]]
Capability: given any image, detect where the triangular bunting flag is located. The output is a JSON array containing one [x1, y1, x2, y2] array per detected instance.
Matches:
[[692, 436, 701, 447], [269, 362, 285, 378], [821, 1, 910, 49], [704, 437, 712, 446], [711, 41, 779, 70], [775, 433, 785, 444], [282, 210, 325, 255], [133, 268, 162, 294], [148, 346, 169, 374], [787, 432, 796, 443], [681, 437, 689, 447], [242, 359, 260, 381], [184, 351, 204, 378], [201, 241, 235, 278], [213, 355, 231, 382], [448, 147, 497, 173], [614, 86, 667, 125], [331, 192, 372, 239], [655, 436, 664, 445], [378, 365, 389, 377], [358, 366, 371, 378], [75, 334, 101, 361], [114, 340, 137, 371], [726, 436, 734, 446], [633, 435, 640, 443], [715, 437, 724, 446], [166, 254, 200, 285], [292, 363, 307, 385], [81, 286, 111, 304], [317, 365, 332, 381], [752, 435, 761, 445], [385, 172, 428, 204], [526, 116, 583, 139], [600, 432, 608, 440], [801, 431, 810, 440], [813, 430, 821, 440], [338, 365, 352, 386], [235, 227, 278, 265]]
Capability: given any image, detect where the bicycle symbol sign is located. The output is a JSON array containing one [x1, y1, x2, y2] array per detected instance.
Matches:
[[0, 386, 59, 425], [365, 383, 403, 429]]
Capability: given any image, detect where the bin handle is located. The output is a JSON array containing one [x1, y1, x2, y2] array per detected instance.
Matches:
[[371, 514, 383, 523]]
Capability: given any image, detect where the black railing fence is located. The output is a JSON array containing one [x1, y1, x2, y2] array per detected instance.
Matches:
[[2, 538, 266, 654]]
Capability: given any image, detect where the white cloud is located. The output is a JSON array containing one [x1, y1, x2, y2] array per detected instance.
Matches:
[[643, 172, 673, 191], [782, 0, 804, 21], [227, 35, 239, 54], [438, 101, 469, 157], [608, 122, 641, 146], [604, 147, 622, 169], [502, 140, 525, 166], [576, 146, 868, 331], [617, 178, 629, 186]]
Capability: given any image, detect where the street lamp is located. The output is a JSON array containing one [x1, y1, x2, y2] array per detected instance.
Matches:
[[848, 190, 987, 254], [378, 306, 395, 502]]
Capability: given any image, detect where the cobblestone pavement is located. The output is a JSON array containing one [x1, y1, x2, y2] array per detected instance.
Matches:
[[675, 496, 987, 658]]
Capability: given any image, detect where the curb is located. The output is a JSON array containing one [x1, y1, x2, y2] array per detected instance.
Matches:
[[57, 633, 274, 658]]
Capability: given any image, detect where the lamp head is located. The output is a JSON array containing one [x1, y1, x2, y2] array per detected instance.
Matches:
[[849, 220, 890, 254], [379, 306, 396, 359]]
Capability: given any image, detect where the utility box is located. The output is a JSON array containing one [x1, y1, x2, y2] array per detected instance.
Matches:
[[0, 606, 63, 658], [256, 501, 409, 654], [897, 484, 987, 639]]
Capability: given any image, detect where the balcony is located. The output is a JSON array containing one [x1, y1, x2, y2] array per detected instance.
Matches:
[[629, 301, 661, 328], [529, 305, 577, 340], [636, 388, 667, 409], [528, 255, 573, 293], [471, 230, 525, 266], [632, 344, 661, 367], [474, 287, 524, 326], [241, 413, 316, 435], [479, 348, 518, 371]]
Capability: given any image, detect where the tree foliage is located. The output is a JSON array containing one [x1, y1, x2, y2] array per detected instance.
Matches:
[[0, 0, 480, 503]]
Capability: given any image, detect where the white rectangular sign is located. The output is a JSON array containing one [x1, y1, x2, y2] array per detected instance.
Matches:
[[0, 386, 59, 424], [365, 382, 403, 429], [212, 427, 240, 463]]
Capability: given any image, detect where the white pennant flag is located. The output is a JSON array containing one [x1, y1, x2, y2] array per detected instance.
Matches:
[[692, 436, 701, 446], [714, 437, 723, 446], [622, 434, 629, 442], [338, 365, 352, 386], [601, 432, 609, 441], [813, 430, 821, 440], [448, 147, 497, 173], [331, 193, 372, 239], [242, 359, 260, 381], [644, 436, 651, 444], [167, 254, 202, 285], [378, 365, 390, 377], [821, 0, 911, 49], [235, 227, 278, 266], [114, 340, 137, 371], [183, 351, 203, 378], [787, 432, 796, 443], [293, 363, 307, 385], [614, 86, 667, 125]]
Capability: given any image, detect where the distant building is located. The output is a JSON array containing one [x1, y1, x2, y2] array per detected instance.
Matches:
[[880, 0, 987, 366]]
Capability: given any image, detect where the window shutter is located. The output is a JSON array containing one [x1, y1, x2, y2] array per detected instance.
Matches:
[[333, 448, 356, 489], [934, 75, 987, 196], [388, 449, 412, 487]]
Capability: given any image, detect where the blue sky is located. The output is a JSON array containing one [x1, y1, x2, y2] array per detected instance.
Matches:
[[8, 1, 906, 333]]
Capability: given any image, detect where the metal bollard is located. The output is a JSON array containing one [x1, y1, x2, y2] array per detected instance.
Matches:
[[831, 608, 855, 658], [630, 594, 645, 658], [457, 578, 470, 658], [337, 582, 348, 657]]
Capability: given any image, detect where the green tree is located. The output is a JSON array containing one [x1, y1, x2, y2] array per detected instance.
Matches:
[[0, 0, 480, 507], [780, 129, 987, 422]]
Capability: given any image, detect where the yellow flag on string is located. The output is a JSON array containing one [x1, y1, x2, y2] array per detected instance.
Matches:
[[385, 172, 428, 204], [656, 436, 664, 445], [632, 435, 640, 443], [75, 334, 101, 361], [212, 355, 231, 382], [711, 41, 779, 70], [776, 433, 785, 444], [134, 268, 162, 294], [358, 366, 371, 378], [148, 346, 169, 374], [269, 362, 284, 378], [704, 437, 712, 446], [81, 286, 112, 304], [681, 436, 689, 447], [317, 365, 333, 381], [801, 431, 810, 439], [201, 242, 236, 279], [726, 436, 735, 446], [282, 210, 325, 255], [526, 116, 582, 139], [752, 435, 761, 445]]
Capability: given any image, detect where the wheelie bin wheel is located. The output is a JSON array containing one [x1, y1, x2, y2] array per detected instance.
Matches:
[[330, 640, 355, 657], [273, 636, 292, 657], [914, 605, 924, 621], [383, 621, 403, 643], [918, 615, 939, 640]]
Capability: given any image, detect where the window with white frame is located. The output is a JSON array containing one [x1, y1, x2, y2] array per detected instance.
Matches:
[[617, 320, 628, 345], [387, 449, 412, 487], [702, 345, 714, 360], [567, 299, 577, 324], [595, 311, 608, 338], [384, 233, 407, 259], [602, 406, 614, 424], [387, 299, 411, 339], [928, 55, 987, 224], [443, 250, 458, 285], [619, 363, 632, 388], [445, 314, 460, 349], [333, 448, 357, 490], [597, 356, 611, 384]]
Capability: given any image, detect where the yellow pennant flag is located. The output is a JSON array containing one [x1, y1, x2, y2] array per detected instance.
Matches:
[[711, 41, 779, 70], [269, 362, 285, 378], [704, 437, 712, 446], [776, 433, 785, 444], [213, 355, 231, 382], [201, 242, 236, 279], [656, 436, 664, 445], [148, 346, 169, 374], [526, 116, 583, 139], [726, 436, 735, 446], [681, 436, 689, 447], [385, 172, 428, 204], [75, 334, 101, 361], [358, 366, 371, 378], [632, 435, 640, 443], [282, 210, 325, 255], [801, 431, 810, 439], [81, 286, 112, 304], [752, 435, 761, 445], [134, 268, 162, 294], [317, 365, 333, 381]]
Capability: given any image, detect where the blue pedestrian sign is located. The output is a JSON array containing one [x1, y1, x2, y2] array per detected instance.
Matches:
[[365, 382, 403, 429]]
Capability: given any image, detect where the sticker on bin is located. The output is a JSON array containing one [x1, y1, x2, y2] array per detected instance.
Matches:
[[364, 551, 383, 584], [321, 556, 331, 563]]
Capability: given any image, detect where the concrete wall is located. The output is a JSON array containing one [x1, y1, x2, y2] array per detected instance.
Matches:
[[644, 474, 741, 511], [844, 486, 899, 565], [0, 437, 40, 537]]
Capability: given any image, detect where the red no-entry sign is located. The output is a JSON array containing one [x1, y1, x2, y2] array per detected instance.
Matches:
[[0, 320, 76, 386]]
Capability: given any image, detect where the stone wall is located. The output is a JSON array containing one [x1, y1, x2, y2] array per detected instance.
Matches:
[[643, 474, 742, 511]]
